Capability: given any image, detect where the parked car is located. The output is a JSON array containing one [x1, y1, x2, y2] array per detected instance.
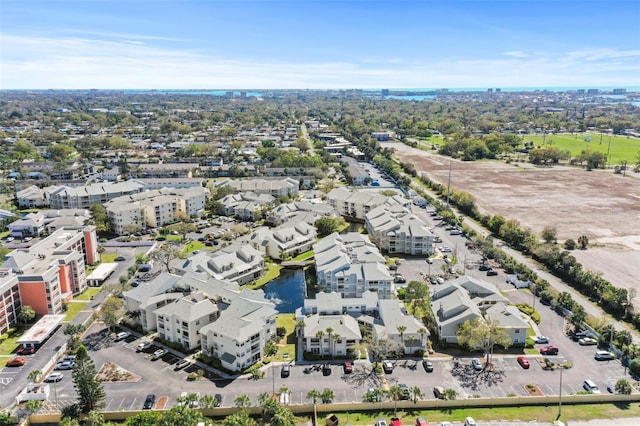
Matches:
[[583, 379, 601, 393], [594, 351, 615, 361], [115, 331, 130, 341], [115, 256, 126, 261], [55, 360, 75, 370], [343, 362, 353, 374], [17, 346, 36, 355], [281, 364, 290, 378], [151, 349, 167, 360], [478, 264, 491, 271], [464, 418, 477, 426], [579, 337, 598, 346], [416, 417, 428, 426], [398, 383, 410, 400], [214, 394, 223, 406], [532, 335, 549, 344], [136, 341, 152, 352], [422, 359, 433, 372], [143, 394, 156, 409], [472, 358, 483, 371], [174, 359, 191, 370], [433, 386, 446, 400], [540, 345, 559, 355], [426, 258, 433, 264], [394, 274, 406, 284], [322, 363, 331, 376], [390, 418, 402, 426], [517, 356, 530, 369], [571, 331, 590, 341], [382, 360, 394, 374], [375, 419, 388, 426], [45, 372, 64, 382], [6, 357, 26, 367]]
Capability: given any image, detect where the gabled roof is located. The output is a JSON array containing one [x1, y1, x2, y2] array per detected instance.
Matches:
[[303, 314, 362, 340], [485, 302, 529, 328]]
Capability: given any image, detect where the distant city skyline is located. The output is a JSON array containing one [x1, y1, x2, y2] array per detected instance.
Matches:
[[2, 0, 639, 90]]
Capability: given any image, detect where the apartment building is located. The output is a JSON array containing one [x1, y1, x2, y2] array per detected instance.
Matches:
[[221, 177, 299, 198], [179, 243, 264, 285], [154, 292, 219, 350], [365, 204, 434, 255], [0, 274, 21, 335], [16, 185, 56, 209], [325, 187, 389, 220], [105, 186, 208, 234], [313, 233, 393, 299], [301, 314, 362, 357], [218, 192, 275, 220], [249, 221, 317, 260], [0, 226, 98, 316], [265, 201, 336, 227], [49, 181, 144, 209], [132, 177, 205, 190], [431, 276, 509, 344], [200, 292, 277, 372]]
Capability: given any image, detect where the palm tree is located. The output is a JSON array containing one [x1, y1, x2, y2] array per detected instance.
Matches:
[[320, 388, 335, 404], [418, 327, 427, 350], [409, 386, 424, 403], [234, 394, 251, 408], [278, 385, 290, 396], [296, 319, 305, 337], [199, 394, 219, 408], [315, 330, 325, 356], [28, 369, 42, 383], [396, 325, 407, 354], [325, 327, 334, 358], [331, 333, 341, 359], [306, 389, 321, 404], [387, 385, 405, 415], [270, 405, 296, 426]]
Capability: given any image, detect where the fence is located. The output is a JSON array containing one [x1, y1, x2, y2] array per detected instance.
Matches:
[[25, 393, 640, 424]]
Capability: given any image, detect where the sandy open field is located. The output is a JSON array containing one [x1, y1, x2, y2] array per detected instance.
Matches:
[[390, 142, 640, 292]]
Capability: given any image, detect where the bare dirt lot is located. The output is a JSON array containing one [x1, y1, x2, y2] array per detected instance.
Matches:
[[390, 142, 640, 292]]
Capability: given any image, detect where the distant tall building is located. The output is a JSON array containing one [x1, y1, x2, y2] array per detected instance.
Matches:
[[487, 88, 493, 93], [225, 91, 234, 98], [587, 89, 599, 94], [381, 89, 390, 96], [240, 91, 247, 98], [495, 88, 501, 92], [577, 89, 586, 94], [613, 88, 626, 95]]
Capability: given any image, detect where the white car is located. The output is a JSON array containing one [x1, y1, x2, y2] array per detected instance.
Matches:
[[136, 341, 152, 352], [45, 372, 64, 382], [115, 331, 130, 341], [533, 335, 549, 344], [464, 417, 477, 426]]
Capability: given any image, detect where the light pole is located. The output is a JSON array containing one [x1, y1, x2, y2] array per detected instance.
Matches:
[[272, 363, 275, 396], [557, 365, 563, 420]]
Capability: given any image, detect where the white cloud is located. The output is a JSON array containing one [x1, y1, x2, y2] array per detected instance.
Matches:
[[1, 33, 638, 89]]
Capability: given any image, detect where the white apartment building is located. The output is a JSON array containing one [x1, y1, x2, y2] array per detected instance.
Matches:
[[249, 221, 317, 260], [325, 187, 389, 220], [365, 204, 434, 255], [301, 314, 362, 357], [180, 244, 264, 285], [200, 294, 277, 372], [154, 292, 219, 350], [221, 177, 299, 198], [313, 233, 393, 299], [105, 186, 208, 235], [49, 181, 144, 209]]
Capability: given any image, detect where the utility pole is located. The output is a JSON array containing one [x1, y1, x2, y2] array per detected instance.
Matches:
[[557, 366, 563, 420], [446, 161, 452, 209]]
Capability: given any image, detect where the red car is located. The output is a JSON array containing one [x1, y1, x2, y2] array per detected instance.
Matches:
[[390, 418, 402, 426], [343, 362, 353, 374], [540, 346, 559, 355], [17, 346, 36, 355], [517, 356, 530, 369], [416, 417, 428, 426], [6, 357, 26, 367]]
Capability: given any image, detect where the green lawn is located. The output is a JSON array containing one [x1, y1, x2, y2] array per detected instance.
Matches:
[[272, 314, 296, 362], [182, 241, 205, 257], [101, 253, 118, 263], [64, 300, 89, 321], [291, 250, 314, 262], [523, 133, 639, 164], [74, 287, 102, 301], [0, 327, 25, 356], [246, 263, 282, 289], [321, 403, 640, 425]]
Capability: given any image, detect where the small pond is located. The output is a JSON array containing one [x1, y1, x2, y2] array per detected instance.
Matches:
[[264, 269, 306, 313]]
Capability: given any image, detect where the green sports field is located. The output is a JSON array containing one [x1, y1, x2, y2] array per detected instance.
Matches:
[[523, 133, 639, 165]]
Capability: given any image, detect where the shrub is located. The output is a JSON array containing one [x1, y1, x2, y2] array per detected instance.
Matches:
[[186, 373, 197, 381], [629, 358, 640, 377]]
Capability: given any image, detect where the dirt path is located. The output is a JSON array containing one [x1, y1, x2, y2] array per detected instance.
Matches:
[[391, 142, 640, 292]]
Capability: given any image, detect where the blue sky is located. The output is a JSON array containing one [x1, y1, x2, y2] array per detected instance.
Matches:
[[1, 0, 639, 89]]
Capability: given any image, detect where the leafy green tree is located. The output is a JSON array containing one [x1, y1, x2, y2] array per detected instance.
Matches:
[[222, 410, 257, 426], [564, 239, 577, 250], [199, 394, 219, 408], [457, 318, 512, 364], [125, 411, 163, 426], [27, 369, 42, 383], [320, 388, 335, 404], [444, 388, 458, 400], [386, 385, 405, 414], [83, 410, 106, 426], [270, 405, 296, 426], [100, 296, 124, 331], [577, 235, 589, 249], [158, 405, 204, 426], [569, 304, 587, 330], [314, 216, 346, 237], [234, 394, 252, 408], [89, 204, 111, 234], [24, 400, 42, 415], [18, 305, 36, 324], [541, 226, 557, 244], [615, 378, 633, 394], [306, 389, 321, 404], [409, 386, 424, 403], [72, 345, 106, 413]]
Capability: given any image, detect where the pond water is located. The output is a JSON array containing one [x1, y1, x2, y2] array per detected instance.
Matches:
[[264, 269, 306, 313]]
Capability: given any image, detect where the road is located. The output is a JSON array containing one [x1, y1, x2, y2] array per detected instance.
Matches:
[[299, 123, 315, 156]]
